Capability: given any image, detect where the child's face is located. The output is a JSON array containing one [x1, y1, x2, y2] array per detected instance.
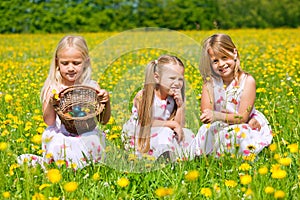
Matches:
[[157, 64, 184, 97], [208, 48, 236, 79], [57, 47, 85, 85]]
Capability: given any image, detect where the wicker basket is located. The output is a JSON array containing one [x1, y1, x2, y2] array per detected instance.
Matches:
[[51, 85, 105, 135]]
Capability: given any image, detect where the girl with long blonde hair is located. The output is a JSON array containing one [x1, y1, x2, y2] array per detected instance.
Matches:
[[122, 55, 195, 161], [191, 34, 272, 157]]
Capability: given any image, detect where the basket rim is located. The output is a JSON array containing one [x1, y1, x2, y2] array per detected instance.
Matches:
[[58, 85, 99, 97]]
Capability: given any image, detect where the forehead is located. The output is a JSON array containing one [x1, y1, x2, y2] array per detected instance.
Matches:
[[57, 47, 82, 59], [208, 47, 230, 59], [161, 63, 184, 75]]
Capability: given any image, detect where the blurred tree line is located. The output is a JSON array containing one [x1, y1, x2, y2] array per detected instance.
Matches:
[[1, 0, 299, 33]]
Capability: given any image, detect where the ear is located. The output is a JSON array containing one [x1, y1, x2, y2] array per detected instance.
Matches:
[[233, 48, 238, 61], [154, 72, 160, 84]]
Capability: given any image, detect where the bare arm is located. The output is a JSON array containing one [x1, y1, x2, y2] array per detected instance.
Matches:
[[200, 76, 256, 124], [42, 90, 56, 126]]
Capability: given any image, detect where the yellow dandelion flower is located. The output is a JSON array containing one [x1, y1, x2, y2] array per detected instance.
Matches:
[[245, 188, 253, 196], [242, 153, 256, 162], [32, 193, 46, 200], [117, 177, 129, 188], [287, 143, 298, 153], [240, 132, 246, 138], [9, 163, 20, 176], [0, 142, 8, 151], [274, 153, 281, 160], [92, 172, 100, 181], [185, 170, 200, 181], [234, 126, 240, 133], [271, 169, 287, 179], [2, 192, 10, 198], [264, 186, 274, 194], [55, 160, 65, 167], [240, 174, 252, 185], [31, 134, 42, 144], [206, 123, 211, 129], [269, 143, 277, 152], [70, 163, 77, 169], [37, 127, 45, 134], [238, 163, 252, 171], [39, 184, 51, 191], [278, 157, 292, 166], [200, 188, 212, 197], [274, 190, 285, 199], [46, 169, 62, 183], [4, 94, 13, 103], [64, 182, 78, 192], [51, 89, 57, 94], [258, 166, 268, 175], [45, 153, 53, 159], [225, 180, 237, 188], [155, 187, 173, 197]]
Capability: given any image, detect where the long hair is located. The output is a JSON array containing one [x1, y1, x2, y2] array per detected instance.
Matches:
[[199, 34, 242, 84], [40, 35, 92, 103], [137, 55, 185, 153]]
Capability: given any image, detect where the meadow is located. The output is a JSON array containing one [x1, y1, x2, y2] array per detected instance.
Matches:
[[0, 28, 299, 199]]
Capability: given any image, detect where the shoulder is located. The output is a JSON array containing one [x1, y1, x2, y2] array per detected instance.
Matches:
[[87, 80, 101, 90], [243, 73, 256, 86]]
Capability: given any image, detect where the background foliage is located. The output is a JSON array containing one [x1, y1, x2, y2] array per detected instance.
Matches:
[[1, 0, 300, 33]]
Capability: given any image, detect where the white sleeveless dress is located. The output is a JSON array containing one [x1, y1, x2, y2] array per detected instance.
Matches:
[[121, 93, 195, 161], [18, 80, 106, 169], [190, 75, 272, 157]]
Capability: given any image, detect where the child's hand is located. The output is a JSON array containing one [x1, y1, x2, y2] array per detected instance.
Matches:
[[171, 88, 183, 107], [200, 109, 214, 123], [248, 118, 261, 131], [97, 89, 110, 103], [173, 122, 184, 142]]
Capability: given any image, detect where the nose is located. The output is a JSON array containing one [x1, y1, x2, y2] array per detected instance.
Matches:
[[218, 60, 226, 67]]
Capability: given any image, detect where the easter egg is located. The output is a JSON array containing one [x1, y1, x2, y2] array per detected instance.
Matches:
[[69, 111, 74, 117], [76, 111, 86, 117], [73, 106, 81, 114], [64, 113, 72, 118]]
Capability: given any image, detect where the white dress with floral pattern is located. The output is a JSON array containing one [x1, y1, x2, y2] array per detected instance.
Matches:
[[121, 94, 195, 160], [190, 75, 272, 157], [17, 80, 106, 169]]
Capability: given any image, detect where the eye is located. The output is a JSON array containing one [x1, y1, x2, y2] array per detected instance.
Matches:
[[212, 59, 218, 64], [60, 61, 68, 65], [73, 61, 82, 65]]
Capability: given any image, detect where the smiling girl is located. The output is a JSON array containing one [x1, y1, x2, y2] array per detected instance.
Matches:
[[191, 34, 272, 158], [18, 35, 111, 169], [121, 55, 195, 161]]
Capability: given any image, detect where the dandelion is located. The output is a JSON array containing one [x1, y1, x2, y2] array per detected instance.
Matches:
[[245, 188, 253, 197], [225, 180, 237, 188], [240, 174, 252, 185], [271, 169, 287, 179], [287, 143, 298, 153], [269, 143, 277, 152], [92, 172, 100, 181], [155, 187, 173, 197], [200, 188, 212, 197], [185, 170, 199, 181], [55, 160, 65, 167], [117, 177, 129, 188], [274, 190, 285, 199], [31, 134, 42, 144], [9, 163, 20, 176], [258, 166, 268, 175], [46, 169, 62, 183], [2, 192, 10, 198], [278, 157, 292, 166], [0, 142, 8, 151], [242, 153, 256, 162], [32, 193, 46, 200], [64, 182, 78, 192], [4, 94, 13, 103], [238, 163, 252, 171], [264, 186, 274, 194]]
